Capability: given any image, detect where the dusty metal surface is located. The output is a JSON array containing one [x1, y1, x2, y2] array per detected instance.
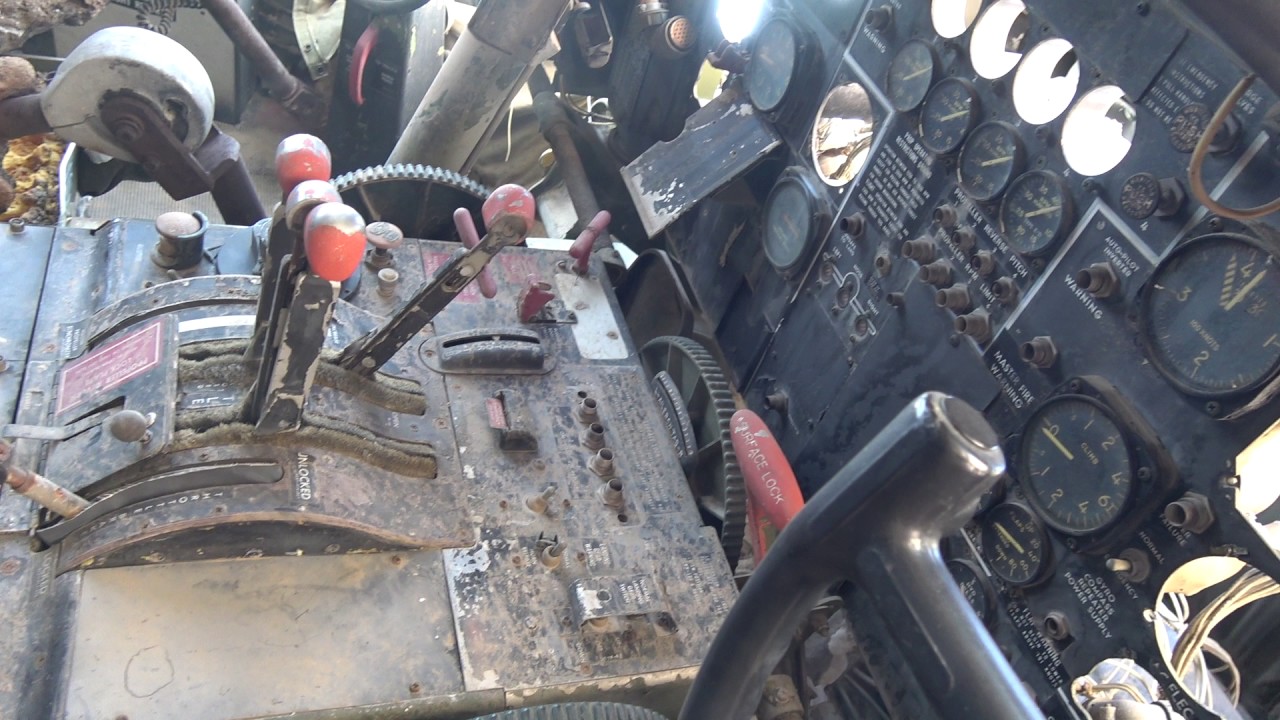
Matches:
[[0, 0, 109, 52], [0, 220, 736, 718], [621, 88, 782, 238]]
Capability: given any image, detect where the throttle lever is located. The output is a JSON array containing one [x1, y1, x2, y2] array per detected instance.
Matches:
[[679, 393, 1041, 720], [335, 184, 536, 377]]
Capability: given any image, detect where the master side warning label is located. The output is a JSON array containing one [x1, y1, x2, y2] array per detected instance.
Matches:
[[56, 320, 163, 414]]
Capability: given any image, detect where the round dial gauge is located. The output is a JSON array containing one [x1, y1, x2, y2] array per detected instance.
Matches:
[[958, 122, 1025, 201], [1141, 233, 1280, 398], [746, 18, 803, 113], [1019, 396, 1134, 535], [980, 502, 1049, 586], [762, 172, 825, 274], [920, 78, 982, 154], [947, 558, 996, 626], [999, 170, 1073, 256], [886, 40, 939, 112]]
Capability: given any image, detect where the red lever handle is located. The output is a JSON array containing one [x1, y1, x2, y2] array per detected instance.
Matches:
[[348, 23, 380, 107], [284, 179, 341, 229], [304, 202, 366, 282], [730, 409, 805, 531], [275, 134, 332, 197], [569, 210, 612, 275], [518, 274, 556, 322], [452, 208, 497, 299]]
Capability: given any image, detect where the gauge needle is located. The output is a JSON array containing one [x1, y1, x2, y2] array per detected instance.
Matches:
[[995, 523, 1025, 554], [1041, 426, 1075, 460], [904, 66, 932, 80], [1024, 205, 1061, 218], [980, 155, 1014, 167], [940, 109, 970, 121], [1223, 269, 1267, 311]]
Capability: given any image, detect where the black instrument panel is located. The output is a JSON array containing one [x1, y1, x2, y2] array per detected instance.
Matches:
[[665, 0, 1280, 717]]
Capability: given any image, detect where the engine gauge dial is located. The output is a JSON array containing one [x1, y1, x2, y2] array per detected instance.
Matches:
[[746, 17, 805, 114], [762, 171, 828, 274], [947, 558, 996, 626], [1140, 233, 1280, 398], [999, 170, 1073, 257], [1019, 396, 1134, 535], [958, 122, 1025, 201], [920, 78, 982, 155], [886, 40, 939, 112], [980, 502, 1049, 586]]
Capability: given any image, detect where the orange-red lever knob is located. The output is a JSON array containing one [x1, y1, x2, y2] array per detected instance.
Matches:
[[481, 183, 536, 237], [275, 134, 332, 197], [569, 210, 612, 275], [303, 202, 366, 282]]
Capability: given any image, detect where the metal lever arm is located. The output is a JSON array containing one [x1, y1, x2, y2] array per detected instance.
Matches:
[[336, 184, 536, 376], [679, 393, 1041, 720]]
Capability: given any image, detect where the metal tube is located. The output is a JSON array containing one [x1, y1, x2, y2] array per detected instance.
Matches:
[[211, 154, 268, 225], [387, 0, 569, 172], [201, 0, 320, 118], [1, 463, 91, 518], [0, 94, 52, 142], [533, 92, 604, 224]]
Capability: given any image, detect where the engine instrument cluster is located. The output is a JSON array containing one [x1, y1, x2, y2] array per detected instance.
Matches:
[[653, 0, 1280, 718]]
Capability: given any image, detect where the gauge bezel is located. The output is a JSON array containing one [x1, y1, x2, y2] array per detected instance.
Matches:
[[980, 501, 1050, 586], [761, 169, 829, 275], [957, 121, 1025, 202], [744, 16, 809, 115], [1017, 395, 1137, 537], [886, 39, 940, 113], [919, 77, 982, 155], [1138, 232, 1280, 400], [998, 170, 1073, 257]]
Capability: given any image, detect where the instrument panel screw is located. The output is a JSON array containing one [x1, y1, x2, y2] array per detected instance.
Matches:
[[8, 218, 25, 233]]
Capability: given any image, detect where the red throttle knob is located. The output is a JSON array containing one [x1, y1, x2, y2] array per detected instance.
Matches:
[[569, 210, 612, 275], [275, 134, 332, 196], [481, 183, 536, 237], [284, 179, 341, 229], [304, 202, 366, 282], [730, 409, 805, 531]]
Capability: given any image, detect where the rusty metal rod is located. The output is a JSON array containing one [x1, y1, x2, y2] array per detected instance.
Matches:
[[201, 0, 319, 117], [1, 463, 90, 518], [0, 94, 52, 142]]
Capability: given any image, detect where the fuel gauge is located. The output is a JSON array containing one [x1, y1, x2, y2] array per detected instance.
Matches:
[[920, 78, 981, 154], [958, 121, 1025, 202], [980, 502, 1049, 586]]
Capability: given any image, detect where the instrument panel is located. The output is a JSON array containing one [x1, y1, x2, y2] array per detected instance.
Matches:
[[661, 0, 1280, 717]]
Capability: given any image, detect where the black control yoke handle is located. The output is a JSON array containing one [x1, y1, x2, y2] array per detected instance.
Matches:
[[679, 392, 1042, 720]]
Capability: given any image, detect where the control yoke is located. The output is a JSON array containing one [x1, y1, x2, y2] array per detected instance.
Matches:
[[680, 393, 1043, 720]]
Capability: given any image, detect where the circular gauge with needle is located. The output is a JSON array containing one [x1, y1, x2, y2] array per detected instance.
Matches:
[[1018, 396, 1135, 536], [947, 558, 997, 626], [745, 17, 809, 114], [980, 502, 1050, 586], [1000, 170, 1073, 257], [762, 170, 829, 275], [920, 78, 982, 154], [958, 121, 1025, 201], [1140, 233, 1280, 398], [886, 40, 939, 112]]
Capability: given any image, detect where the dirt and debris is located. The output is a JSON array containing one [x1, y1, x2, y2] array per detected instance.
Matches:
[[1, 134, 64, 223], [0, 0, 111, 53]]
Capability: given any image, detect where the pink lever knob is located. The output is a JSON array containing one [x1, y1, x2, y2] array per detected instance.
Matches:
[[453, 208, 498, 299], [284, 179, 341, 230], [569, 210, 612, 275], [518, 275, 556, 322], [481, 183, 536, 238], [275, 134, 332, 197], [304, 202, 366, 282]]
